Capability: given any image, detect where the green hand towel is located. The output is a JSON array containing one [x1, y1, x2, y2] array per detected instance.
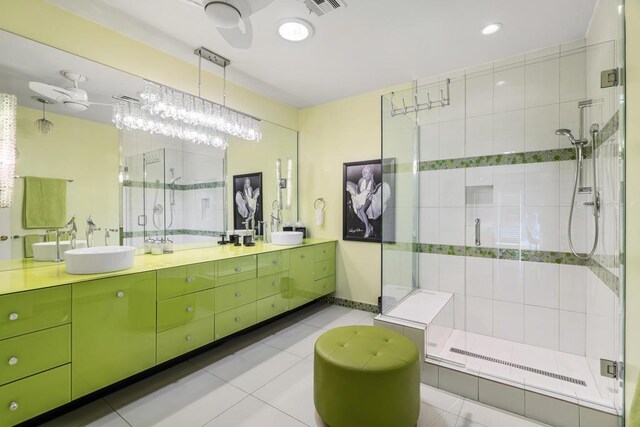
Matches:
[[23, 177, 67, 229], [45, 231, 70, 242], [23, 234, 42, 258]]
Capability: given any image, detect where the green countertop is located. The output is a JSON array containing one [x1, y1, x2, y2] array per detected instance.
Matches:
[[0, 239, 336, 296]]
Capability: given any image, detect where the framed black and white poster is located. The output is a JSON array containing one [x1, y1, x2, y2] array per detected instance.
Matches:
[[343, 159, 394, 243], [233, 172, 262, 230]]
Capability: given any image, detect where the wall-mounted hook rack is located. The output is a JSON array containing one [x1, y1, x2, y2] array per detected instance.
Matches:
[[389, 78, 451, 116]]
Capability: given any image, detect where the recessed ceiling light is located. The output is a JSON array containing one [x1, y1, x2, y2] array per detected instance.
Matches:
[[482, 23, 503, 35], [278, 18, 314, 42]]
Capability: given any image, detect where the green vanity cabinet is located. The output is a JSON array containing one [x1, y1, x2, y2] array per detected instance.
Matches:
[[313, 242, 336, 298], [156, 317, 214, 364], [72, 272, 156, 399], [288, 246, 315, 309], [157, 261, 215, 300], [257, 292, 289, 323], [214, 302, 257, 340], [0, 286, 71, 341], [216, 255, 257, 286], [257, 251, 289, 277], [157, 288, 216, 332], [0, 364, 71, 427], [214, 279, 257, 312]]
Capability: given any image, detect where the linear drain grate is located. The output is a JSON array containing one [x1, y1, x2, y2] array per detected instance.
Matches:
[[449, 347, 587, 386]]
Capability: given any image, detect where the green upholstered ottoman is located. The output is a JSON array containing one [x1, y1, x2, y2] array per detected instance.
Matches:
[[314, 325, 420, 427]]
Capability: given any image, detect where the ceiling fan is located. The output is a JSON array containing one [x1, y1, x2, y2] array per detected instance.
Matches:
[[28, 70, 109, 112], [181, 0, 274, 49]]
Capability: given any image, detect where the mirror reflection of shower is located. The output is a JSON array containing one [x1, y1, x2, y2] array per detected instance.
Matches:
[[556, 99, 602, 260], [152, 167, 181, 231]]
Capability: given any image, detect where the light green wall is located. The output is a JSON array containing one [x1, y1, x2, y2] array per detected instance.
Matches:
[[299, 83, 411, 306], [11, 106, 119, 256], [226, 122, 298, 231], [625, 1, 639, 424], [0, 0, 298, 131]]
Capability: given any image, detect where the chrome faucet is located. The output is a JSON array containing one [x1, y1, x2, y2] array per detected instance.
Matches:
[[66, 216, 77, 250], [85, 216, 100, 248], [45, 227, 64, 262], [104, 228, 119, 246]]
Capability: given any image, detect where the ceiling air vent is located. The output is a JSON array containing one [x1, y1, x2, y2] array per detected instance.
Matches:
[[302, 0, 346, 16]]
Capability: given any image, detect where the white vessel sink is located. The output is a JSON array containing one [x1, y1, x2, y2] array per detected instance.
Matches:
[[32, 240, 88, 262], [65, 246, 136, 275], [271, 231, 303, 246]]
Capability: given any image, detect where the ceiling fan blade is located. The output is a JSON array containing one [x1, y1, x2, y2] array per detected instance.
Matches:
[[29, 82, 72, 103], [218, 17, 253, 49], [87, 101, 113, 107]]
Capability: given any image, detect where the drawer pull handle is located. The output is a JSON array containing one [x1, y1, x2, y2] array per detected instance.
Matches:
[[9, 401, 18, 411], [186, 335, 193, 342], [116, 291, 125, 298], [323, 250, 326, 254], [235, 292, 241, 298], [234, 267, 242, 272], [300, 255, 305, 259], [8, 357, 18, 366], [186, 277, 194, 283], [186, 306, 194, 313], [272, 260, 278, 265], [8, 312, 18, 321], [272, 281, 277, 286], [234, 317, 240, 323], [271, 303, 276, 308]]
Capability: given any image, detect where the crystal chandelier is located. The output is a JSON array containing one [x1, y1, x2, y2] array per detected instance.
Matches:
[[0, 93, 17, 208], [112, 47, 261, 149]]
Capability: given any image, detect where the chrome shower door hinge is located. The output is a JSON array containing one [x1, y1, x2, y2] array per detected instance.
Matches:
[[600, 359, 622, 379], [601, 68, 622, 88]]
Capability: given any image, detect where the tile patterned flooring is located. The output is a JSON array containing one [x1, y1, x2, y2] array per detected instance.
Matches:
[[44, 304, 549, 427]]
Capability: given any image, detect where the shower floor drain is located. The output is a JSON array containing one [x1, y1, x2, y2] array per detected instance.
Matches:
[[449, 347, 587, 386]]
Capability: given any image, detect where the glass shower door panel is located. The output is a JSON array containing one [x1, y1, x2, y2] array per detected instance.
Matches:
[[123, 153, 145, 248]]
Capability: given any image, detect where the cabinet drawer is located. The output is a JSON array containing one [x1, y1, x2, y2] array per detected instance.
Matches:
[[214, 303, 256, 340], [0, 324, 70, 387], [0, 364, 70, 427], [0, 286, 71, 341], [215, 279, 256, 313], [314, 243, 335, 262], [257, 293, 289, 323], [257, 252, 283, 277], [157, 289, 215, 332], [315, 275, 336, 297], [314, 258, 335, 280], [157, 262, 215, 300], [157, 317, 214, 364], [256, 273, 289, 300], [216, 256, 257, 286]]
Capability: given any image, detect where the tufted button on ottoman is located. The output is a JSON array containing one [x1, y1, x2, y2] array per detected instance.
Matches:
[[313, 325, 420, 427]]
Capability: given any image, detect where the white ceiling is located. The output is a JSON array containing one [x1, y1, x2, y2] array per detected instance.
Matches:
[[46, 0, 597, 108]]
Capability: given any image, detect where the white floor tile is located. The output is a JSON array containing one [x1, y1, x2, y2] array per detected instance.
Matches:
[[300, 306, 373, 330], [42, 399, 129, 427], [261, 321, 326, 358], [104, 363, 247, 427], [253, 359, 322, 426], [459, 400, 549, 427], [204, 395, 306, 427], [418, 402, 459, 427], [193, 342, 302, 393], [421, 384, 464, 415]]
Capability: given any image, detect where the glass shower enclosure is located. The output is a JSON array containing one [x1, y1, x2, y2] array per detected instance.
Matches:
[[381, 40, 625, 417]]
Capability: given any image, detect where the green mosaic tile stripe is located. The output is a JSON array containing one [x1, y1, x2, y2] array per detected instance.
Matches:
[[418, 148, 577, 172], [594, 111, 619, 150], [123, 229, 225, 238], [385, 242, 619, 295], [123, 181, 225, 190], [319, 296, 379, 314]]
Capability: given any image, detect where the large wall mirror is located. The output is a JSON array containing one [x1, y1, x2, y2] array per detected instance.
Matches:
[[0, 29, 298, 270]]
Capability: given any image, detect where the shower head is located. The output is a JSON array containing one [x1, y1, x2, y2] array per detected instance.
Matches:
[[555, 128, 579, 145]]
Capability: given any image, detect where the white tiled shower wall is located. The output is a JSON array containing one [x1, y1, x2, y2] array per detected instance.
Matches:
[[121, 131, 225, 246], [414, 38, 620, 385]]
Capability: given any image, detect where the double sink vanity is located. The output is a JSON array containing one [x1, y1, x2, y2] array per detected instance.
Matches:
[[0, 238, 336, 426]]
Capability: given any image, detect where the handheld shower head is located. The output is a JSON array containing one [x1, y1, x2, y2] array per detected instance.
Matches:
[[555, 128, 580, 145]]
